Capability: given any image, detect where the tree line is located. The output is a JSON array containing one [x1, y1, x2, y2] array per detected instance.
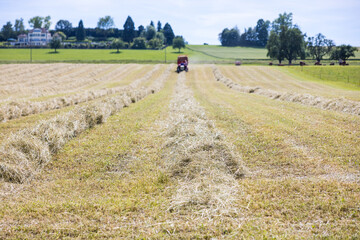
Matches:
[[0, 16, 182, 50], [220, 12, 358, 64], [219, 19, 270, 47]]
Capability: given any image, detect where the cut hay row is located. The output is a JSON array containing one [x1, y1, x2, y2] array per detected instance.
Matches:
[[0, 65, 172, 184], [0, 65, 161, 122], [212, 66, 360, 115], [160, 72, 246, 219], [0, 64, 137, 98]]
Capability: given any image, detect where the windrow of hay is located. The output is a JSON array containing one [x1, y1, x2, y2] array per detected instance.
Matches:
[[0, 65, 172, 184], [212, 66, 360, 115], [0, 65, 161, 122], [160, 72, 246, 219], [0, 64, 134, 98]]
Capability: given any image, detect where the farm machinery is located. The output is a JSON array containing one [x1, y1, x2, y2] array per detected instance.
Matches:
[[177, 55, 189, 73]]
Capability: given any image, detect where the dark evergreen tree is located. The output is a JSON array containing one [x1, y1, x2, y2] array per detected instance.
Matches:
[[163, 23, 175, 45], [255, 19, 270, 47], [123, 16, 135, 43], [157, 21, 162, 32], [150, 21, 155, 27], [76, 20, 86, 41], [1, 22, 14, 40]]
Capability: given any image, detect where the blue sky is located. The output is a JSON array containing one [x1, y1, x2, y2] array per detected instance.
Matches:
[[0, 0, 359, 45]]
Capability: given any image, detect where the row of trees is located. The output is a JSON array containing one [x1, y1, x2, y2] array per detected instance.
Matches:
[[219, 13, 358, 64], [219, 19, 270, 47], [266, 13, 358, 64], [0, 16, 177, 47]]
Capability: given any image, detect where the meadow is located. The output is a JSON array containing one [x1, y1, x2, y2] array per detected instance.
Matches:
[[0, 47, 219, 63], [0, 63, 359, 238]]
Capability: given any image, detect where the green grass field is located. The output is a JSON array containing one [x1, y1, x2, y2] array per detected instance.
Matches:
[[0, 47, 219, 64], [188, 45, 269, 59], [278, 66, 360, 89], [0, 45, 359, 64]]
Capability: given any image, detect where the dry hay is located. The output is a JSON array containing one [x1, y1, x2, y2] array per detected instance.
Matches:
[[212, 66, 360, 115], [0, 65, 172, 183], [0, 65, 162, 122], [160, 72, 246, 219]]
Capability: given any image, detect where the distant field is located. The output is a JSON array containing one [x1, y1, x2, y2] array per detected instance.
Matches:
[[0, 47, 219, 63], [188, 45, 269, 59], [0, 45, 358, 64], [279, 66, 360, 89]]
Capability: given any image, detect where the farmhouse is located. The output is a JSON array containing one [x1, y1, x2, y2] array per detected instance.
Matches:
[[17, 28, 52, 46]]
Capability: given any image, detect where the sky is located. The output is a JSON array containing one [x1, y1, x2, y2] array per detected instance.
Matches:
[[0, 0, 359, 46]]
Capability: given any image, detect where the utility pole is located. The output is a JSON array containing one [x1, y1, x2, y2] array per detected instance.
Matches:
[[29, 37, 32, 63]]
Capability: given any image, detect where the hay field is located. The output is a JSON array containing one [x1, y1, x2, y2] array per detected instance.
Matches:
[[0, 64, 359, 238]]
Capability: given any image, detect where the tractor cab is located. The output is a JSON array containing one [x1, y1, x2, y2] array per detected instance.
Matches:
[[177, 55, 189, 73]]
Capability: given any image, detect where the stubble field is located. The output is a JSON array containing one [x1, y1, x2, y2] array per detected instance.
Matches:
[[0, 64, 359, 238]]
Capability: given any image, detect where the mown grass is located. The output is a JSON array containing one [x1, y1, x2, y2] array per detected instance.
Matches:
[[188, 65, 360, 238], [279, 65, 360, 90], [0, 73, 178, 238]]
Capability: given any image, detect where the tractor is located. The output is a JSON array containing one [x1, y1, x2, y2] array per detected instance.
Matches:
[[177, 55, 189, 73]]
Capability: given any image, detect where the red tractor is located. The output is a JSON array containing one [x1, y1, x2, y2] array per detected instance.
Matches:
[[177, 55, 189, 73]]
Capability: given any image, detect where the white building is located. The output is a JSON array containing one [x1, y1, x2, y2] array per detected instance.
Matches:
[[17, 28, 52, 46]]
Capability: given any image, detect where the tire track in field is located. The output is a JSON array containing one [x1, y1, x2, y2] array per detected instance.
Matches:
[[159, 72, 246, 218], [212, 66, 360, 115], [0, 65, 173, 183], [0, 65, 162, 122]]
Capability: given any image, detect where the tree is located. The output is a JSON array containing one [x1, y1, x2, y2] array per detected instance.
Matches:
[[97, 16, 114, 30], [172, 36, 185, 53], [148, 38, 163, 49], [307, 33, 334, 62], [157, 21, 162, 32], [219, 27, 240, 46], [150, 21, 155, 27], [55, 20, 72, 38], [163, 23, 175, 45], [29, 16, 43, 28], [266, 12, 305, 64], [138, 25, 144, 36], [266, 31, 284, 63], [76, 20, 86, 41], [155, 32, 165, 43], [123, 16, 135, 43], [281, 26, 305, 64], [50, 38, 61, 53], [55, 31, 66, 40], [28, 16, 51, 29], [131, 37, 146, 49], [272, 12, 293, 33], [1, 22, 14, 40], [255, 19, 270, 47], [145, 25, 156, 40], [14, 18, 25, 34], [111, 38, 124, 53], [44, 16, 51, 30], [330, 45, 358, 61]]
